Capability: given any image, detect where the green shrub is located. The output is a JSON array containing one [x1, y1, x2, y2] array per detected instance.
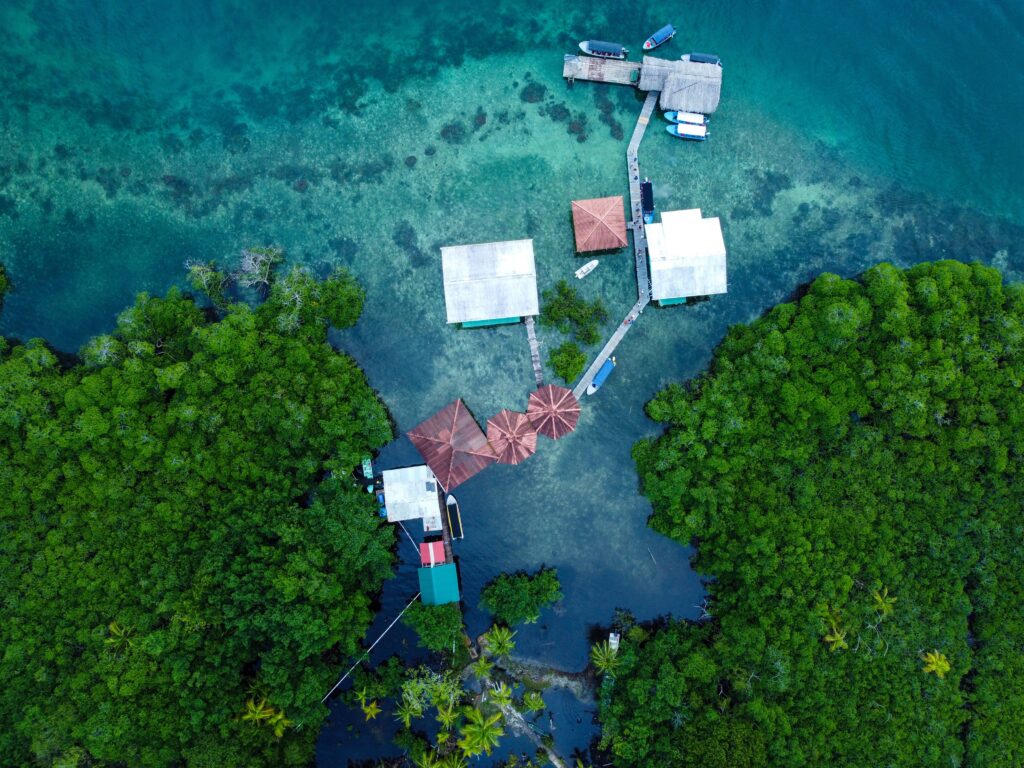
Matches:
[[548, 341, 587, 382], [402, 601, 465, 653], [539, 280, 607, 345], [480, 568, 562, 625]]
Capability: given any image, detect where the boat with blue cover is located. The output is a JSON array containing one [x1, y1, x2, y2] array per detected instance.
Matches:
[[579, 40, 629, 59], [666, 123, 708, 141], [643, 24, 676, 51], [664, 110, 708, 126], [681, 52, 723, 67], [587, 356, 616, 395], [640, 178, 655, 224]]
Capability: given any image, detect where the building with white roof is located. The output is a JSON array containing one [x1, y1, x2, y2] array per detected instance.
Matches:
[[645, 209, 728, 305], [381, 465, 442, 532], [441, 239, 539, 327]]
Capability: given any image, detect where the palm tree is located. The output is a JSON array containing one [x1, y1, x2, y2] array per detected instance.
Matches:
[[471, 656, 494, 680], [522, 690, 545, 713], [241, 697, 274, 724], [361, 699, 382, 721], [590, 640, 620, 676], [411, 751, 440, 768], [458, 707, 504, 757], [922, 649, 951, 679], [873, 587, 897, 617], [105, 621, 135, 654], [439, 753, 468, 768], [824, 619, 849, 652], [483, 625, 516, 659], [267, 709, 293, 738], [436, 701, 460, 733], [395, 698, 422, 728], [489, 682, 513, 709]]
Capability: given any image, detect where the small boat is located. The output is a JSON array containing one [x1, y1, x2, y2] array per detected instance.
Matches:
[[664, 111, 708, 126], [666, 123, 708, 141], [643, 24, 675, 51], [681, 52, 722, 67], [579, 40, 629, 59], [445, 494, 464, 540], [575, 259, 599, 279], [641, 178, 655, 224], [587, 356, 616, 395]]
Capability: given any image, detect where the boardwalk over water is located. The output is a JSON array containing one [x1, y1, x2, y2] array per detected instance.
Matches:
[[562, 54, 641, 86], [572, 90, 659, 400], [524, 316, 544, 387]]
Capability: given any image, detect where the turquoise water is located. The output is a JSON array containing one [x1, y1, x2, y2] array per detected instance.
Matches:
[[1, 0, 1022, 762]]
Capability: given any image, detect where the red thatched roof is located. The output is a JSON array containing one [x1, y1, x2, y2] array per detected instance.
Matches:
[[407, 400, 497, 491], [526, 385, 581, 440], [486, 409, 538, 465], [571, 196, 628, 252]]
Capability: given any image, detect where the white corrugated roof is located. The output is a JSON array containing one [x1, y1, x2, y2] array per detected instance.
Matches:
[[647, 209, 728, 300], [382, 465, 442, 531], [441, 239, 539, 323]]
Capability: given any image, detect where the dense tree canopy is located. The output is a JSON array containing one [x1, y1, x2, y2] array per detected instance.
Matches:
[[603, 262, 1024, 767], [0, 269, 395, 766]]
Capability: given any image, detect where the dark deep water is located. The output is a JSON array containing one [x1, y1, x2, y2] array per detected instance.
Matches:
[[0, 0, 1021, 763]]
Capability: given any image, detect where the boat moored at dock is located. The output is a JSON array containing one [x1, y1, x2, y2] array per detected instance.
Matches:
[[579, 40, 629, 59], [643, 24, 676, 51], [664, 110, 708, 126], [641, 178, 655, 225], [666, 122, 708, 141], [445, 494, 464, 540], [575, 259, 599, 279], [681, 52, 722, 67], [586, 356, 616, 395]]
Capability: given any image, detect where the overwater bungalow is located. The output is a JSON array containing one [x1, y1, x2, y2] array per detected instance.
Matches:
[[418, 562, 461, 606], [645, 209, 728, 306], [441, 239, 539, 328], [380, 465, 444, 532], [407, 399, 498, 491], [571, 196, 628, 253], [638, 56, 723, 114]]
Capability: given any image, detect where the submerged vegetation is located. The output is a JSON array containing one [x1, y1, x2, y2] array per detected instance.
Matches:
[[540, 279, 608, 346], [0, 260, 394, 766], [480, 567, 563, 626], [602, 262, 1024, 766], [548, 340, 587, 383]]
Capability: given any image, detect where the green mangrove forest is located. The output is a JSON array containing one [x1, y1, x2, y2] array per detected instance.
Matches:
[[0, 264, 395, 766], [602, 261, 1024, 767]]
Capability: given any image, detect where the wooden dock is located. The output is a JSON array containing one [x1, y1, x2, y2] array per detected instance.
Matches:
[[571, 91, 659, 400], [437, 490, 455, 563], [627, 91, 658, 303], [525, 315, 544, 387], [562, 54, 641, 86]]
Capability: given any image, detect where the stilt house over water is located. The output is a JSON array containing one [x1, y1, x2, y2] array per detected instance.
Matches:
[[638, 56, 723, 114], [441, 239, 539, 328], [645, 209, 728, 306], [380, 465, 444, 532], [571, 196, 628, 252]]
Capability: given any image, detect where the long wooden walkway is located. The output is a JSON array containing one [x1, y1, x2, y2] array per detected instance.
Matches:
[[572, 91, 659, 400], [524, 316, 544, 387], [627, 91, 658, 304]]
